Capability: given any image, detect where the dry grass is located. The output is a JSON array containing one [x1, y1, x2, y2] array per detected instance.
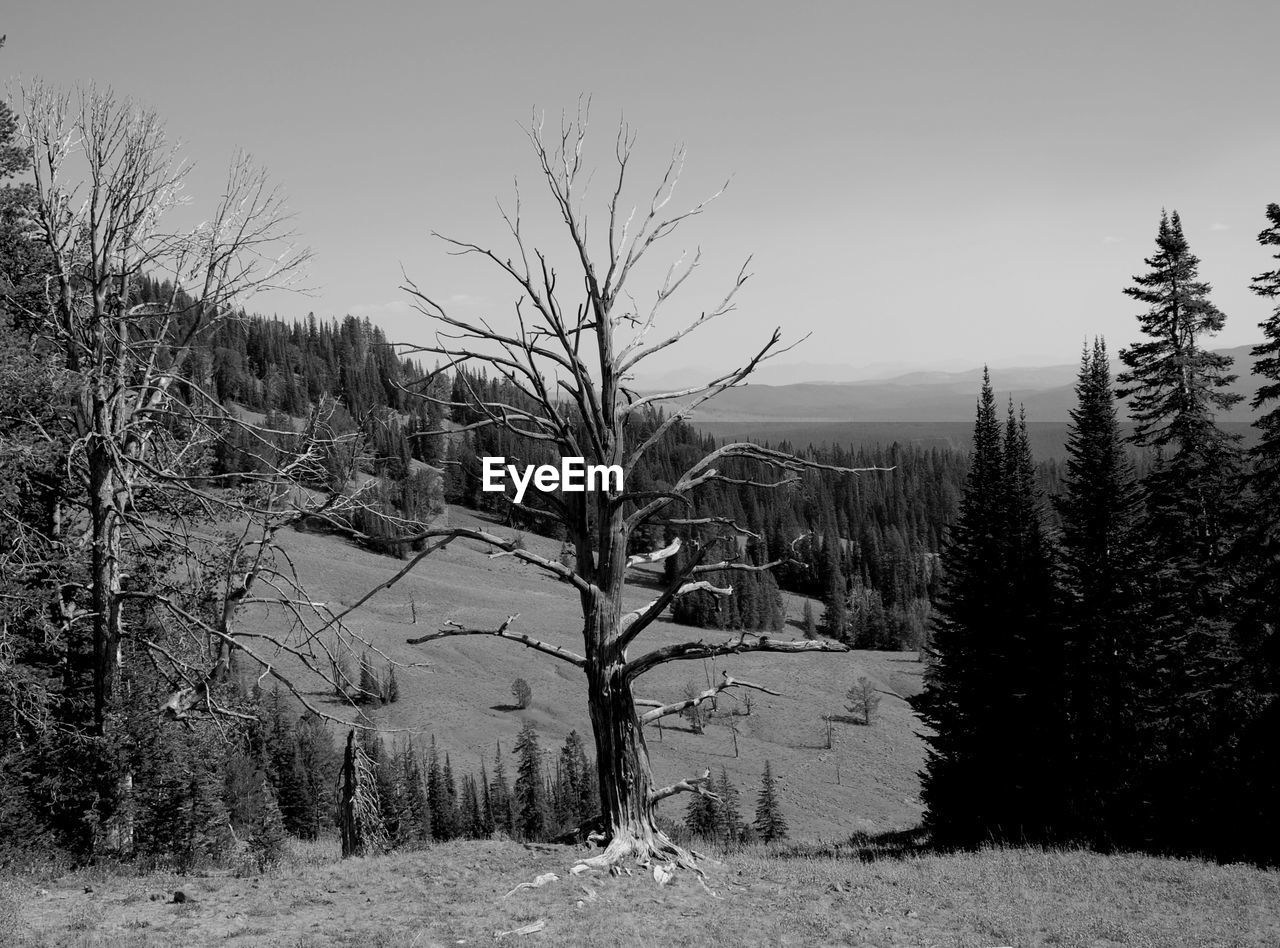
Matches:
[[7, 837, 1278, 947]]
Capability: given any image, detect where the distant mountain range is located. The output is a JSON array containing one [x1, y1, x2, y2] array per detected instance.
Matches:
[[667, 345, 1262, 424]]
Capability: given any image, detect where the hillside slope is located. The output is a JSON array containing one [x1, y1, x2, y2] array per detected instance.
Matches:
[[253, 506, 928, 842]]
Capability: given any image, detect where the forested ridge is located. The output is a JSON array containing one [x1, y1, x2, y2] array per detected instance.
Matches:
[[181, 296, 973, 650]]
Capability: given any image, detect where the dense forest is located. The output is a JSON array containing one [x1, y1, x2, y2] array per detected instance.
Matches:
[[917, 210, 1280, 864]]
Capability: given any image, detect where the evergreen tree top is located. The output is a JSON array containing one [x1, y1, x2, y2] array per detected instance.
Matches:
[[1118, 210, 1241, 450]]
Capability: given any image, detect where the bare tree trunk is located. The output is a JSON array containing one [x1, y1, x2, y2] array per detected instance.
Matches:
[[88, 435, 120, 732], [588, 659, 656, 837]]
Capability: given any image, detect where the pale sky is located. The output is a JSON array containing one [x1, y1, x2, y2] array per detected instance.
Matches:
[[4, 1, 1279, 378]]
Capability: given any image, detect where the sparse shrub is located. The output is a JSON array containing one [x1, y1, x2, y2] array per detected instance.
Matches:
[[511, 677, 532, 710], [846, 676, 881, 725], [67, 901, 98, 933], [681, 680, 707, 733], [359, 651, 382, 705]]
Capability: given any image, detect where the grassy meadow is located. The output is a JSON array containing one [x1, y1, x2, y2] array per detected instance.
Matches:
[[249, 504, 929, 841], [5, 837, 1278, 947]]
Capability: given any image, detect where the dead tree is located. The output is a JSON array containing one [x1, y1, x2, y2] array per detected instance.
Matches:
[[14, 83, 378, 734], [340, 729, 389, 858], [339, 110, 889, 875]]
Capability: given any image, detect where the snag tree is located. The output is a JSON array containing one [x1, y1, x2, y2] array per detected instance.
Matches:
[[348, 111, 886, 874], [12, 84, 376, 748]]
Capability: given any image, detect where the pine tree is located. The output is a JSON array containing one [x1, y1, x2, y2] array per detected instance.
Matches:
[[998, 404, 1065, 836], [478, 760, 495, 838], [442, 753, 459, 838], [714, 768, 743, 847], [293, 713, 338, 841], [818, 505, 848, 640], [1055, 340, 1151, 842], [752, 761, 788, 843], [401, 741, 432, 844], [1117, 210, 1246, 851], [1251, 203, 1280, 499], [248, 775, 288, 871], [555, 730, 592, 830], [684, 787, 717, 839], [181, 758, 235, 870], [914, 373, 1062, 843], [489, 741, 515, 838], [262, 689, 308, 837], [1239, 202, 1280, 860], [459, 774, 481, 839], [386, 664, 400, 703], [1118, 211, 1242, 452], [513, 721, 546, 841], [372, 736, 406, 844], [801, 599, 817, 639], [914, 370, 1006, 843], [425, 736, 455, 841], [1116, 211, 1243, 606]]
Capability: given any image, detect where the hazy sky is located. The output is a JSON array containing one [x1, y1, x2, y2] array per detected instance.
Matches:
[[4, 1, 1279, 379]]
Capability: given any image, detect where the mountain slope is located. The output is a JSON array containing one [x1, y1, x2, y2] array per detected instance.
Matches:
[[253, 506, 928, 843], [675, 345, 1262, 423]]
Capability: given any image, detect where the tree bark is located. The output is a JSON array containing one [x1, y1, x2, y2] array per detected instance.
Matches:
[[88, 424, 121, 734]]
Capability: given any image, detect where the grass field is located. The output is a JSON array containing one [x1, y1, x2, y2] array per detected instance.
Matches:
[[253, 504, 928, 841], [6, 837, 1279, 947]]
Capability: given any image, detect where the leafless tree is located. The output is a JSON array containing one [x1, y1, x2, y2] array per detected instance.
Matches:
[[338, 108, 890, 876], [13, 82, 375, 741]]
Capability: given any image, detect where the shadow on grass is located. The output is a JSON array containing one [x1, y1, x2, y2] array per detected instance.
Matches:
[[771, 826, 936, 863], [825, 712, 869, 726], [489, 703, 523, 712]]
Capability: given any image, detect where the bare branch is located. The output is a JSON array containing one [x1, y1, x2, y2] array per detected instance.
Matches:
[[640, 671, 780, 724], [406, 614, 586, 669], [626, 632, 850, 681], [626, 536, 681, 568], [650, 769, 720, 805]]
